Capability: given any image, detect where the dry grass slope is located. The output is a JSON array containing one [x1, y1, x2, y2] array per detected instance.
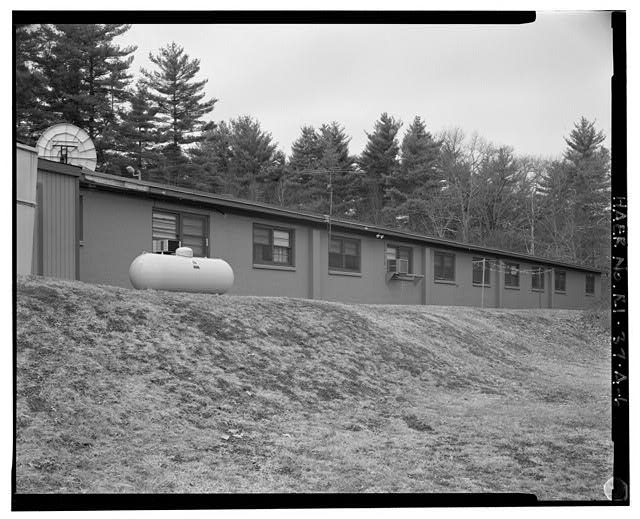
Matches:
[[15, 276, 611, 498]]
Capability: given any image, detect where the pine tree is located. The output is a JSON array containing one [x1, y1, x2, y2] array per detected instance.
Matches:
[[117, 82, 161, 178], [535, 119, 609, 268], [260, 150, 288, 205], [359, 113, 402, 223], [289, 125, 323, 172], [227, 116, 278, 201], [382, 116, 442, 232], [537, 159, 577, 261], [286, 126, 323, 209], [395, 116, 441, 192], [318, 122, 359, 216], [142, 42, 217, 184], [562, 117, 610, 266], [286, 123, 358, 215], [285, 122, 360, 216], [190, 122, 233, 194], [37, 24, 136, 169], [318, 122, 354, 173], [15, 24, 50, 144]]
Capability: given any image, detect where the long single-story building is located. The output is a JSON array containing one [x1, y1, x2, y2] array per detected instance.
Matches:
[[16, 143, 602, 308]]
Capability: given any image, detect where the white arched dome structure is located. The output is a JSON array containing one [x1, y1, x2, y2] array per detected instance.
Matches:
[[36, 123, 97, 170]]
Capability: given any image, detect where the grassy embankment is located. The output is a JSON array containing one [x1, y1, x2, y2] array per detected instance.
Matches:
[[15, 276, 611, 498]]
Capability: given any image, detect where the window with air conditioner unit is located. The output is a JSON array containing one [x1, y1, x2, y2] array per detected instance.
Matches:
[[386, 245, 411, 274], [155, 238, 181, 254], [152, 210, 208, 256], [394, 258, 410, 274], [385, 244, 423, 283]]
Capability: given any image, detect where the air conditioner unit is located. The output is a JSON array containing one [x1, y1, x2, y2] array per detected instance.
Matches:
[[388, 258, 409, 274], [154, 239, 180, 254]]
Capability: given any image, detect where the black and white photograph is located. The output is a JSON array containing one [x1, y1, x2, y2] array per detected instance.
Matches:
[[12, 8, 627, 509]]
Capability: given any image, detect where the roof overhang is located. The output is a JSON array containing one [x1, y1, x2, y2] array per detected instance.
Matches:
[[37, 157, 83, 178], [16, 142, 38, 154]]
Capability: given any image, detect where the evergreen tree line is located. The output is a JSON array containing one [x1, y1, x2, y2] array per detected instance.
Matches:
[[15, 24, 610, 272]]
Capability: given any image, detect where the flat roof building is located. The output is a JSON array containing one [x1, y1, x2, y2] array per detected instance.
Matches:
[[16, 144, 602, 309]]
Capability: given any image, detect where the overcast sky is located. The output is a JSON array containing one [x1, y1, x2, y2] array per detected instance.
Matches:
[[120, 12, 612, 160]]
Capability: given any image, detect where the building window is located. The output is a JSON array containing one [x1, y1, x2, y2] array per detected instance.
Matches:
[[472, 257, 491, 286], [434, 251, 455, 282], [253, 225, 294, 266], [504, 262, 519, 288], [329, 236, 360, 272], [386, 245, 412, 273], [152, 210, 208, 257], [586, 274, 595, 295], [555, 270, 566, 292], [531, 266, 545, 291]]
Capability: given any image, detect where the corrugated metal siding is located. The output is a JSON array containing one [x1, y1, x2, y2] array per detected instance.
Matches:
[[32, 183, 42, 275], [16, 146, 39, 275], [39, 171, 77, 279]]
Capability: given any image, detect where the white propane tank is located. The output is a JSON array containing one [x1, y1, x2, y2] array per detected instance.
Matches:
[[129, 247, 234, 294]]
